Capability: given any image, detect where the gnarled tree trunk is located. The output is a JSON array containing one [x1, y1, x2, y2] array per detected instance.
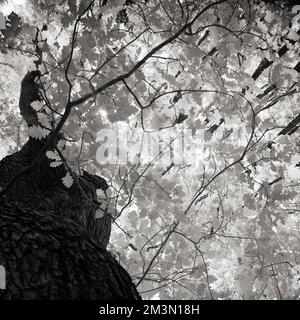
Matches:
[[0, 71, 140, 300]]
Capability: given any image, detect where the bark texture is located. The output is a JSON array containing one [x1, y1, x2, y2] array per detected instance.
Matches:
[[0, 199, 140, 299], [0, 137, 112, 248], [0, 71, 140, 299]]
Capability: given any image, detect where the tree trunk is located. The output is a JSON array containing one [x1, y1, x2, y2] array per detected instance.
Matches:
[[0, 71, 141, 300]]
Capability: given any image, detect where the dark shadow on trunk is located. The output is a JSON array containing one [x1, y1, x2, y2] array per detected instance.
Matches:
[[0, 71, 140, 300]]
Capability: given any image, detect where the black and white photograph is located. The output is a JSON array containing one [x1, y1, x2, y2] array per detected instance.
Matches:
[[0, 0, 299, 308]]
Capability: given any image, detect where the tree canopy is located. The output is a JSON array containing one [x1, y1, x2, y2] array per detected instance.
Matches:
[[0, 0, 300, 299]]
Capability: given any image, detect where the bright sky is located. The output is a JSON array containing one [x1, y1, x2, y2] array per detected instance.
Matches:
[[0, 0, 26, 15]]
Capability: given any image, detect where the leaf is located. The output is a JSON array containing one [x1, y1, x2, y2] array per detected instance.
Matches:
[[95, 209, 104, 219], [175, 113, 188, 124], [28, 125, 49, 140], [128, 243, 138, 251], [67, 0, 77, 15], [46, 150, 60, 160], [1, 12, 22, 39], [37, 112, 52, 129], [57, 139, 66, 151], [96, 188, 106, 198], [62, 172, 74, 188], [30, 101, 43, 111], [50, 161, 63, 168]]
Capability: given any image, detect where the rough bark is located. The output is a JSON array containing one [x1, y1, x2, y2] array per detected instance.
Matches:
[[0, 71, 140, 299], [0, 199, 140, 299], [0, 137, 112, 248]]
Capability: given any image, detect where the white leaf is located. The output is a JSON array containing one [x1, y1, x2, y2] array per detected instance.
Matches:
[[46, 150, 60, 160], [31, 101, 43, 111], [62, 172, 74, 188], [28, 125, 49, 140], [95, 209, 104, 219], [50, 161, 63, 167], [57, 139, 66, 150], [96, 188, 106, 198], [37, 112, 52, 129]]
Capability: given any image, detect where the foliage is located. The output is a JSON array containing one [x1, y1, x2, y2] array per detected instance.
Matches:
[[0, 0, 300, 299]]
